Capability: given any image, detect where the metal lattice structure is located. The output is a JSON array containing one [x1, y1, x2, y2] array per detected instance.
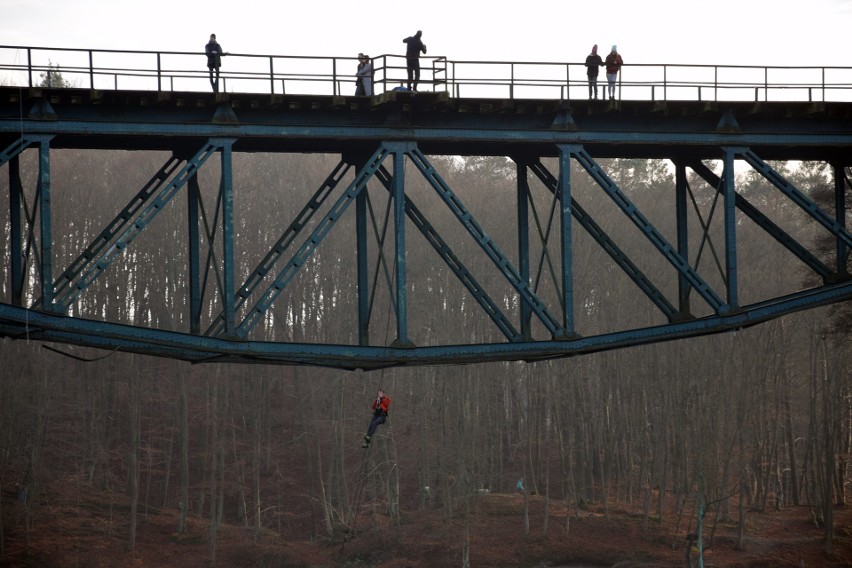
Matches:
[[0, 80, 850, 369]]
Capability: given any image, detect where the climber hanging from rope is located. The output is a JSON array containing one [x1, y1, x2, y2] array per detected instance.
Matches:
[[362, 389, 391, 448]]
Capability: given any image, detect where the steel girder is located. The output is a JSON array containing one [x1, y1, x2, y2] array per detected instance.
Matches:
[[1, 127, 851, 368]]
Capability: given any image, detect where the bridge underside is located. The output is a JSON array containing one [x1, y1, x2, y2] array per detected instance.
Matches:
[[0, 87, 850, 369]]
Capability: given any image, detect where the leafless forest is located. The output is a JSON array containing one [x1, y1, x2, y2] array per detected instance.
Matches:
[[0, 148, 849, 565]]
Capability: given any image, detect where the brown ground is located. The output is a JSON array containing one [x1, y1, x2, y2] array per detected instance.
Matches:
[[2, 479, 850, 568]]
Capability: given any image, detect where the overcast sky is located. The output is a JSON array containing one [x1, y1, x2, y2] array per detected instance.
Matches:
[[2, 0, 851, 66]]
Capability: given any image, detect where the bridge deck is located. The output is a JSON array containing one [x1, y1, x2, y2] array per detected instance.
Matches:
[[1, 87, 851, 161]]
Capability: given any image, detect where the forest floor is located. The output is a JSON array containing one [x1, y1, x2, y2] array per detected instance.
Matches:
[[2, 478, 851, 568]]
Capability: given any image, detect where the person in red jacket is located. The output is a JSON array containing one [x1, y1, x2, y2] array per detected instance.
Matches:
[[362, 389, 391, 448], [604, 45, 623, 100]]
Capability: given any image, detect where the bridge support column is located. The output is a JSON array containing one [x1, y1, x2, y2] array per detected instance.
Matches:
[[187, 173, 202, 335], [723, 147, 739, 312], [8, 155, 24, 306], [834, 163, 849, 278], [557, 145, 575, 337], [516, 162, 532, 340], [390, 144, 413, 348], [675, 161, 691, 316], [220, 141, 236, 336], [37, 137, 55, 311]]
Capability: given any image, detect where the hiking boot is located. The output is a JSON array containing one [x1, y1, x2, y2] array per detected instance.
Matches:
[[362, 435, 371, 448]]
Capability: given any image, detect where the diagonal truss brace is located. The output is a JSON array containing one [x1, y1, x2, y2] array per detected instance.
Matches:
[[406, 147, 563, 336], [0, 135, 54, 167], [570, 146, 726, 313], [687, 159, 834, 282], [205, 160, 353, 337], [236, 146, 390, 338], [526, 159, 680, 321], [737, 148, 852, 251], [54, 139, 234, 311], [373, 164, 523, 342], [47, 155, 188, 309]]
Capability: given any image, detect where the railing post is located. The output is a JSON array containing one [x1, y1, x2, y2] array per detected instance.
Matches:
[[510, 63, 514, 100], [27, 48, 32, 87], [156, 52, 161, 92], [764, 66, 768, 102], [714, 66, 718, 101], [332, 58, 338, 96], [89, 50, 94, 89], [663, 64, 667, 101], [269, 56, 274, 95]]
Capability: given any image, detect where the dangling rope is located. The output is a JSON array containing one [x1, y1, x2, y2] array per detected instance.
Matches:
[[41, 344, 118, 362], [340, 187, 396, 553]]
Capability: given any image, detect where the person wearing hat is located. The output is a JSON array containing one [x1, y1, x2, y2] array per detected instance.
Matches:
[[355, 53, 373, 96], [584, 44, 604, 100], [604, 45, 623, 100]]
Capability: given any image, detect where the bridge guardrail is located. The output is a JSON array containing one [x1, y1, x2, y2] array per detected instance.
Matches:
[[0, 45, 851, 103]]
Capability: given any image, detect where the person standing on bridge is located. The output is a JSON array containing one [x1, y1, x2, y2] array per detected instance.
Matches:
[[205, 34, 226, 93], [604, 45, 623, 100], [362, 389, 391, 448], [585, 44, 604, 100], [403, 30, 427, 92], [355, 53, 373, 96]]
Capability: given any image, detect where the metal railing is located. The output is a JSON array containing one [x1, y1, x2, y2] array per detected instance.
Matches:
[[1, 45, 851, 103]]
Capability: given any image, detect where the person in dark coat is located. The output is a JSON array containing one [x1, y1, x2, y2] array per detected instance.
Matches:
[[402, 30, 427, 91], [205, 34, 225, 93], [584, 44, 603, 100]]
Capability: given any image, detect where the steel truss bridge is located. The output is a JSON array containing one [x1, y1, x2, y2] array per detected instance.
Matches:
[[0, 51, 851, 369]]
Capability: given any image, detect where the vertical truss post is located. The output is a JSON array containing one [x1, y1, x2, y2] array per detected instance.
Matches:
[[8, 155, 24, 306], [675, 162, 691, 315], [38, 138, 55, 311], [835, 163, 849, 278], [517, 162, 532, 340], [390, 144, 413, 347], [557, 145, 575, 336], [187, 173, 202, 334], [220, 141, 236, 336], [356, 183, 369, 345], [723, 148, 738, 311]]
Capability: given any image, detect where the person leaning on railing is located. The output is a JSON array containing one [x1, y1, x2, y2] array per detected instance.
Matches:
[[205, 33, 229, 93]]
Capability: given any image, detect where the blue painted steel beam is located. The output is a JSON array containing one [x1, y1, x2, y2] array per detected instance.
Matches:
[[516, 163, 533, 340], [187, 174, 202, 334], [372, 164, 522, 343], [406, 147, 564, 337], [220, 141, 236, 336], [836, 163, 849, 276], [47, 155, 186, 310], [1, 279, 849, 369], [687, 160, 834, 282], [739, 149, 852, 250], [54, 140, 232, 311], [38, 139, 54, 311], [526, 159, 679, 321], [556, 145, 576, 337], [723, 148, 738, 309], [675, 163, 691, 315], [8, 155, 24, 306], [206, 160, 351, 336], [389, 143, 413, 348], [236, 146, 390, 338], [570, 147, 726, 313]]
